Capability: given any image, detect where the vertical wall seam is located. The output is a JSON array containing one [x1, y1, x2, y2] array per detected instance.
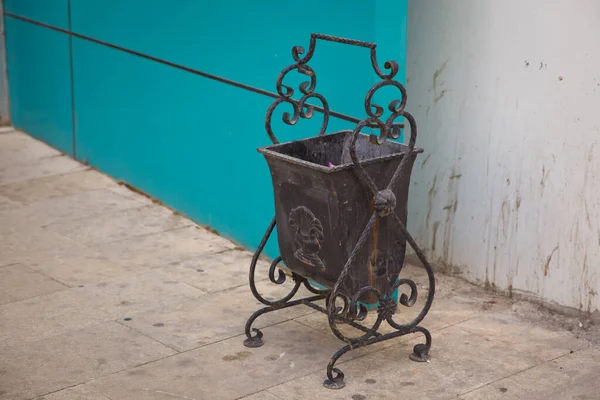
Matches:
[[67, 0, 76, 158], [0, 0, 10, 125]]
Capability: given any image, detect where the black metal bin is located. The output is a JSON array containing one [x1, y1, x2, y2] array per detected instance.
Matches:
[[260, 130, 420, 303]]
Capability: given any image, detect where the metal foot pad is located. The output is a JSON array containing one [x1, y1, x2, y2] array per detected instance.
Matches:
[[409, 343, 430, 362], [323, 379, 346, 390], [243, 329, 264, 348]]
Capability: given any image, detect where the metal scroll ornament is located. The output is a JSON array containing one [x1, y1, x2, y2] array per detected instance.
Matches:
[[289, 206, 325, 269], [243, 33, 436, 390]]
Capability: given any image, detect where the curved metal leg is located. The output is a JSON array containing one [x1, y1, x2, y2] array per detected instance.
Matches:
[[409, 326, 432, 362], [323, 345, 352, 389], [244, 294, 326, 348]]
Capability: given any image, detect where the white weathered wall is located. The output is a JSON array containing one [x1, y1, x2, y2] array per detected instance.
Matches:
[[406, 0, 600, 314]]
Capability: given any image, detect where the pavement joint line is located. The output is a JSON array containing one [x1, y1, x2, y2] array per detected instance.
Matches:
[[0, 152, 70, 173], [0, 264, 71, 306], [203, 279, 270, 295], [286, 311, 486, 388], [114, 319, 182, 353], [37, 203, 176, 231], [75, 328, 264, 391], [89, 220, 197, 247], [236, 389, 284, 400], [33, 384, 114, 400], [70, 317, 314, 392], [0, 167, 96, 195], [456, 350, 578, 398], [250, 319, 484, 396], [0, 318, 118, 354], [20, 263, 72, 289], [0, 157, 87, 182]]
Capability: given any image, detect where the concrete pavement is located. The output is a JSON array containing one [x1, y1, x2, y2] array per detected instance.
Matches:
[[1, 129, 598, 400]]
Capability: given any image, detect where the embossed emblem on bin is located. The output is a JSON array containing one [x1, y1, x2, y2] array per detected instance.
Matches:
[[288, 206, 325, 269]]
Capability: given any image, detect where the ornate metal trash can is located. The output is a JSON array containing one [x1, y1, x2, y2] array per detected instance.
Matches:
[[260, 130, 419, 302], [244, 33, 436, 390]]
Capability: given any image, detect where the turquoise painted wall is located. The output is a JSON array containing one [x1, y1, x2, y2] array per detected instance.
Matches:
[[4, 1, 408, 257], [4, 17, 74, 155]]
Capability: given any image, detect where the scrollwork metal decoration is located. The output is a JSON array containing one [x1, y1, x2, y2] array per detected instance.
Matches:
[[244, 33, 435, 390]]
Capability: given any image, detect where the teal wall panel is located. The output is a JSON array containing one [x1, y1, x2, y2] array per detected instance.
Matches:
[[4, 17, 74, 155], [69, 0, 382, 120], [72, 38, 334, 255], [4, 0, 409, 257], [4, 0, 69, 30]]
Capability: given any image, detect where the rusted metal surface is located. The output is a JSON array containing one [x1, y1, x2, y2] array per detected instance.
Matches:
[[244, 33, 436, 390]]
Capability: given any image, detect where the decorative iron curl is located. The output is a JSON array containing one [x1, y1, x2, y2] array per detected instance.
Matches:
[[326, 213, 387, 344], [266, 33, 405, 144], [384, 213, 436, 332], [248, 218, 302, 307], [303, 279, 329, 295], [291, 33, 399, 80], [323, 52, 432, 348]]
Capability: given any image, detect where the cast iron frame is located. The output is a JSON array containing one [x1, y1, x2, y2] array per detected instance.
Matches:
[[243, 33, 436, 390]]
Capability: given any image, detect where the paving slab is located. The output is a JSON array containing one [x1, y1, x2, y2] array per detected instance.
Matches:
[[0, 270, 207, 348], [119, 281, 318, 352], [155, 249, 269, 294], [0, 155, 85, 186], [292, 265, 490, 343], [24, 226, 235, 287], [460, 348, 600, 400], [87, 321, 348, 400], [0, 189, 151, 235], [0, 169, 116, 205], [457, 311, 585, 362], [96, 225, 236, 267], [0, 131, 597, 400], [240, 391, 282, 400], [0, 321, 175, 400], [267, 325, 539, 400], [44, 205, 193, 245], [0, 131, 60, 170], [35, 386, 111, 400], [0, 192, 21, 213], [0, 264, 67, 305], [0, 227, 88, 267], [0, 126, 16, 133], [24, 247, 157, 288]]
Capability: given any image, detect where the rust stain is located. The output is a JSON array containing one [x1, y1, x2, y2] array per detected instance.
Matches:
[[222, 351, 252, 362], [425, 172, 438, 230], [434, 90, 447, 104], [585, 200, 592, 230], [540, 165, 548, 189], [432, 221, 440, 251], [433, 61, 449, 88], [433, 61, 449, 104], [367, 203, 380, 303], [543, 246, 559, 276], [421, 154, 431, 169]]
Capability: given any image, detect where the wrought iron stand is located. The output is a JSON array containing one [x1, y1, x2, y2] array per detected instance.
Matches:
[[243, 33, 436, 390]]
